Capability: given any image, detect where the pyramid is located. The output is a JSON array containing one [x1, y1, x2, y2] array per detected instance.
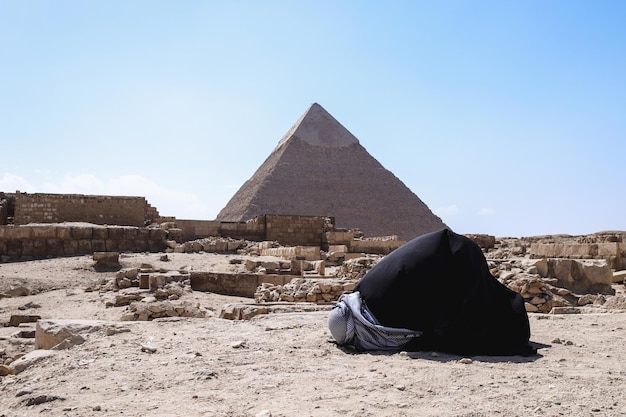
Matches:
[[216, 103, 448, 240]]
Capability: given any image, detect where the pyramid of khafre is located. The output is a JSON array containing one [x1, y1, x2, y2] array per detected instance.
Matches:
[[216, 103, 448, 240]]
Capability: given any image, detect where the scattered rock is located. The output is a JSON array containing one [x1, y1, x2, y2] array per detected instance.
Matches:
[[23, 395, 65, 406], [93, 252, 121, 271], [8, 314, 41, 327], [9, 350, 56, 374], [35, 319, 109, 350]]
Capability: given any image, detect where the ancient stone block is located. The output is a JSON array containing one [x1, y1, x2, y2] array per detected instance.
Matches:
[[105, 239, 119, 251], [92, 239, 106, 252], [77, 239, 92, 254], [70, 226, 92, 240], [7, 240, 22, 257], [31, 226, 57, 239], [93, 252, 120, 271], [9, 350, 57, 375], [46, 239, 65, 256], [8, 314, 41, 327], [122, 227, 138, 240], [118, 240, 136, 252], [548, 258, 613, 294], [56, 226, 72, 240], [11, 227, 33, 240], [20, 240, 34, 257], [63, 240, 79, 255], [35, 319, 108, 350], [107, 227, 125, 240], [137, 228, 150, 240], [149, 228, 166, 240], [92, 227, 108, 240]]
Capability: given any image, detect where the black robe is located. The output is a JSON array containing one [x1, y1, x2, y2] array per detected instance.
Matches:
[[355, 229, 534, 355]]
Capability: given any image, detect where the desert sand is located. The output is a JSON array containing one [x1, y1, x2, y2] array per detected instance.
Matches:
[[1, 253, 625, 417]]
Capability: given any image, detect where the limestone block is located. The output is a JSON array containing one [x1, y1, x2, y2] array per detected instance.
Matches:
[[118, 240, 136, 252], [11, 226, 33, 240], [56, 226, 72, 240], [148, 271, 188, 290], [122, 227, 138, 240], [20, 240, 34, 257], [6, 239, 22, 256], [30, 226, 57, 239], [92, 239, 106, 252], [613, 270, 626, 283], [70, 226, 92, 240], [548, 259, 613, 294], [149, 228, 167, 240], [107, 227, 125, 239], [8, 314, 40, 326], [329, 245, 348, 256], [137, 228, 150, 240], [105, 239, 119, 251], [35, 319, 109, 350], [92, 227, 108, 240], [521, 259, 548, 277], [466, 234, 496, 249], [597, 242, 620, 257], [9, 350, 56, 374], [63, 240, 79, 255], [93, 252, 120, 271], [46, 239, 64, 256], [77, 239, 92, 254]]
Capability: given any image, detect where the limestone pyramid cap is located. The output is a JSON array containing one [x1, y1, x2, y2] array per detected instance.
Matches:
[[277, 103, 359, 148]]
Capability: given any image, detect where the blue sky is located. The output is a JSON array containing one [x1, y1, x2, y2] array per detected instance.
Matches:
[[1, 1, 624, 237]]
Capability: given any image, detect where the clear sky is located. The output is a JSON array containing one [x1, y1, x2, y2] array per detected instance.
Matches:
[[1, 1, 624, 238]]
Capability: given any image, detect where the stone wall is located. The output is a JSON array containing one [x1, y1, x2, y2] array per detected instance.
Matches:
[[0, 197, 8, 225], [174, 219, 221, 242], [530, 242, 624, 270], [0, 224, 167, 262], [174, 215, 336, 248], [190, 272, 295, 297], [265, 215, 331, 247], [13, 192, 160, 227], [218, 218, 266, 242]]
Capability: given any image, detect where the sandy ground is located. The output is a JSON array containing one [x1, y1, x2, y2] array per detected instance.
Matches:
[[1, 253, 625, 417]]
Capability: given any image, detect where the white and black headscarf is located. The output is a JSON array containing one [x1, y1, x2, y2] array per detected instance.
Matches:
[[327, 291, 422, 352]]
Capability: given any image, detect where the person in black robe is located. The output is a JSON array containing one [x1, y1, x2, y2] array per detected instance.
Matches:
[[329, 229, 535, 356]]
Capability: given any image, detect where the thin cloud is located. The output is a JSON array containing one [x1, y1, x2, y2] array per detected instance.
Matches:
[[0, 173, 35, 192], [436, 204, 460, 216], [478, 207, 495, 216]]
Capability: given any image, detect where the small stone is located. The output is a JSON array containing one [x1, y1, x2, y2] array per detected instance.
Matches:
[[16, 386, 33, 397], [140, 342, 157, 353], [93, 405, 102, 411], [23, 395, 65, 406], [256, 411, 272, 417], [459, 358, 473, 364], [231, 341, 245, 349], [0, 364, 15, 376]]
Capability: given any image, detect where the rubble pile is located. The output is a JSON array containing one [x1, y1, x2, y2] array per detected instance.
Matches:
[[334, 256, 380, 280], [254, 278, 356, 304], [98, 263, 207, 321], [165, 237, 256, 254], [121, 299, 206, 321]]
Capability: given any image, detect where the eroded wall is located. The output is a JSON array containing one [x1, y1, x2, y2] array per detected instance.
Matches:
[[13, 192, 160, 227]]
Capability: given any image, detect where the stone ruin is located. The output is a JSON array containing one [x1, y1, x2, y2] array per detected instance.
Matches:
[[1, 229, 625, 377], [75, 229, 626, 324]]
